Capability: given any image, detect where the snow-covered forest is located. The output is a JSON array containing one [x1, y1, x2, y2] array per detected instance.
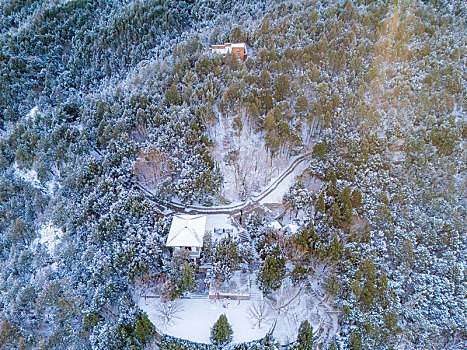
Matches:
[[0, 0, 466, 349]]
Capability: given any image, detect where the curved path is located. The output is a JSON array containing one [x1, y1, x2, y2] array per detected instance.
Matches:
[[136, 152, 312, 216]]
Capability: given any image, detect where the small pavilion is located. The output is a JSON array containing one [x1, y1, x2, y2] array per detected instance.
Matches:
[[166, 214, 207, 259]]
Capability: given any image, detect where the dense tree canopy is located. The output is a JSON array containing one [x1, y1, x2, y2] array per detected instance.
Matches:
[[0, 0, 465, 349]]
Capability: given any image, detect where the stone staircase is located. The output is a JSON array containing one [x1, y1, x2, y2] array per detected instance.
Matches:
[[249, 280, 263, 301], [237, 230, 250, 243]]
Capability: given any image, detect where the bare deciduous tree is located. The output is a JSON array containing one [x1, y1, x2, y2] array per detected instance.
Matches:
[[155, 300, 183, 328], [132, 149, 174, 187], [248, 300, 273, 328]]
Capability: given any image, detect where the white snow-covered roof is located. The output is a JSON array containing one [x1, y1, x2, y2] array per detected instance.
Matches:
[[166, 215, 207, 248], [211, 43, 247, 54]]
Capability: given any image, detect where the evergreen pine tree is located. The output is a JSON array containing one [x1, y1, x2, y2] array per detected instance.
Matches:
[[296, 320, 313, 349], [343, 203, 353, 225], [165, 82, 181, 105], [351, 189, 362, 207], [327, 169, 337, 197], [340, 186, 353, 225], [214, 237, 240, 281], [348, 163, 355, 182], [274, 74, 290, 101], [328, 236, 343, 262], [295, 95, 309, 116], [331, 202, 341, 227], [312, 141, 327, 159], [308, 222, 319, 250], [178, 262, 197, 295], [340, 186, 352, 207], [295, 227, 310, 251], [210, 314, 233, 345], [316, 191, 325, 213], [135, 314, 153, 346], [258, 254, 285, 293]]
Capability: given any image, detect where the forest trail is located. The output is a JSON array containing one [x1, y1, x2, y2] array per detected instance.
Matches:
[[137, 152, 312, 216]]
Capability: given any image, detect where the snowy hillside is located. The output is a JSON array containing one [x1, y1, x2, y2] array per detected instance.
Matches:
[[0, 0, 465, 350]]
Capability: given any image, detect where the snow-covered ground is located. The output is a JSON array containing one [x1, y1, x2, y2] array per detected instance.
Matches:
[[205, 214, 237, 234], [209, 271, 250, 299], [138, 272, 339, 346], [139, 296, 270, 343], [282, 222, 300, 235]]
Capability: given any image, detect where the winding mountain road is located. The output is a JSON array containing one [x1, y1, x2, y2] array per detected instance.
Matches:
[[136, 152, 312, 216]]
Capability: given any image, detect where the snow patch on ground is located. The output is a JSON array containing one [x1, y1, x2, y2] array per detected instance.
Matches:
[[208, 113, 300, 203], [138, 271, 339, 346], [13, 162, 58, 195], [26, 106, 39, 120], [268, 221, 283, 230], [283, 223, 300, 235], [14, 162, 42, 188], [269, 277, 339, 346], [33, 221, 63, 256]]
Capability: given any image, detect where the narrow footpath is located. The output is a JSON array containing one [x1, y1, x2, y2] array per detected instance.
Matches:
[[136, 153, 312, 216]]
